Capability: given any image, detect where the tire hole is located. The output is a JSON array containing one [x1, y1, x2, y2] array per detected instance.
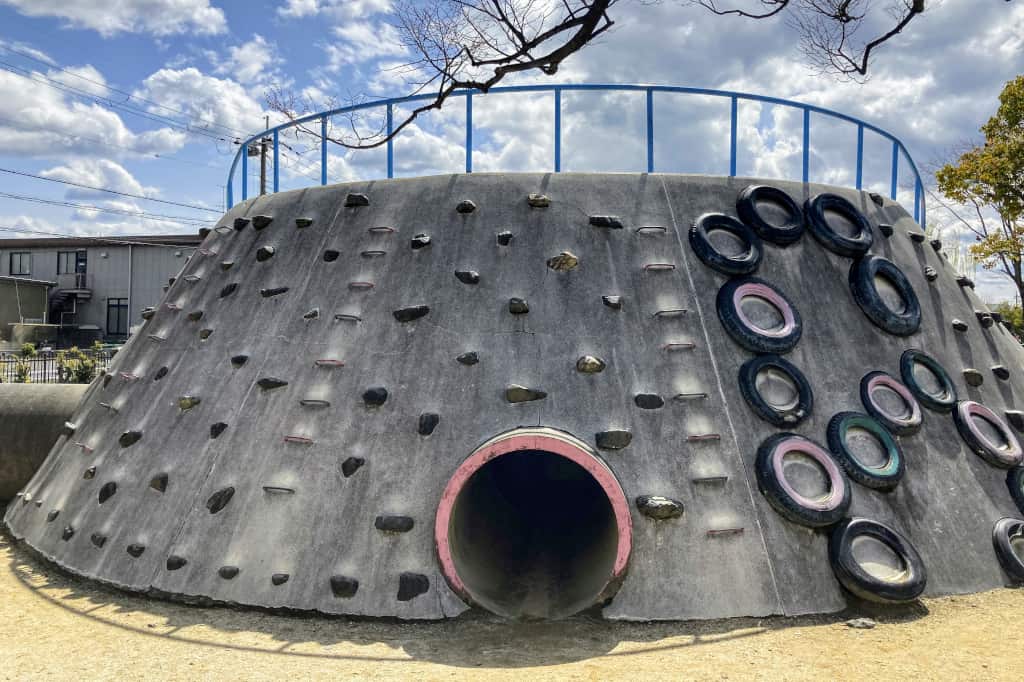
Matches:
[[781, 451, 832, 501], [850, 534, 908, 583], [739, 295, 784, 333]]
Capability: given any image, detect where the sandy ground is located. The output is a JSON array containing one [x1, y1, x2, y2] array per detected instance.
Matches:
[[1, 530, 1022, 681]]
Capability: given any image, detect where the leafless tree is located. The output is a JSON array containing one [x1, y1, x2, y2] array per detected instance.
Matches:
[[267, 0, 933, 150]]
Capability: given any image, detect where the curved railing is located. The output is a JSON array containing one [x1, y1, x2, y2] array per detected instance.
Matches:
[[226, 84, 926, 227]]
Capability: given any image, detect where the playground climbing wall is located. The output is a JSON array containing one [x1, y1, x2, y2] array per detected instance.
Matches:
[[5, 172, 1024, 621]]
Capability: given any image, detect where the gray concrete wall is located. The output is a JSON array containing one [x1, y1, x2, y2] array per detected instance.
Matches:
[[5, 173, 1024, 621]]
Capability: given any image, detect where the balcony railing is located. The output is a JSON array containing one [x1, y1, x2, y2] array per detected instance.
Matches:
[[226, 83, 926, 227], [56, 272, 91, 291]]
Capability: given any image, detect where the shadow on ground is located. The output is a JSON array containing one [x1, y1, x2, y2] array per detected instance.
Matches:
[[0, 530, 930, 669]]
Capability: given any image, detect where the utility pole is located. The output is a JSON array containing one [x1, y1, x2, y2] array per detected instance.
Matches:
[[259, 115, 269, 196]]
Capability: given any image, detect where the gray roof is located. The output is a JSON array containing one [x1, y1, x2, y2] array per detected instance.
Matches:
[[0, 234, 202, 249]]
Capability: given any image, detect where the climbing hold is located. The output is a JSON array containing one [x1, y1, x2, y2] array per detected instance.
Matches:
[[257, 377, 288, 390], [397, 573, 429, 601], [83, 466, 96, 480], [869, 192, 885, 207], [456, 351, 479, 366], [62, 526, 74, 541], [330, 575, 359, 598], [602, 295, 623, 310], [140, 307, 155, 320], [220, 260, 235, 271], [178, 396, 201, 411], [206, 487, 235, 514], [295, 217, 313, 228], [98, 482, 117, 504], [393, 305, 430, 322], [993, 365, 1010, 381], [198, 329, 214, 340], [992, 312, 1005, 323], [528, 193, 550, 208], [303, 308, 320, 321], [61, 422, 76, 438], [260, 286, 289, 298], [252, 215, 273, 230], [299, 397, 330, 408], [930, 238, 942, 251], [878, 224, 894, 237], [635, 495, 684, 520], [256, 245, 276, 262], [187, 311, 204, 322], [341, 457, 365, 477], [126, 544, 146, 558], [976, 311, 994, 328], [363, 387, 388, 406], [589, 215, 623, 229], [909, 232, 925, 243], [219, 566, 239, 579], [198, 227, 211, 238], [418, 413, 440, 435], [1006, 411, 1024, 432], [952, 319, 969, 332], [576, 355, 606, 373], [323, 249, 340, 262], [90, 533, 107, 548], [455, 270, 480, 284], [344, 193, 369, 207], [546, 251, 579, 272], [210, 422, 228, 439], [963, 369, 984, 387], [119, 430, 142, 448], [166, 556, 187, 570], [496, 231, 514, 246], [234, 217, 250, 230], [149, 473, 168, 492], [230, 355, 249, 368], [361, 250, 386, 258], [220, 283, 238, 298], [634, 394, 665, 410], [456, 199, 476, 213], [596, 430, 632, 450], [411, 234, 431, 249], [924, 266, 938, 282], [271, 573, 290, 586], [376, 515, 414, 533], [46, 510, 59, 522], [508, 298, 529, 314], [956, 275, 975, 288], [505, 385, 547, 403]]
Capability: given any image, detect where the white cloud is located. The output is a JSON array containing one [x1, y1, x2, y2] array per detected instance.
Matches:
[[277, 0, 390, 20], [40, 159, 155, 199], [324, 21, 407, 71], [277, 0, 319, 18], [214, 35, 283, 86], [0, 0, 227, 37], [135, 67, 270, 138]]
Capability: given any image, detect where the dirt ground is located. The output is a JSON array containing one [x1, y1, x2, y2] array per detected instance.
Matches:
[[1, 530, 1021, 681]]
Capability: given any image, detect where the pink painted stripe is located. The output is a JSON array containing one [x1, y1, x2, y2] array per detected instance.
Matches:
[[866, 373, 922, 427], [732, 282, 796, 338], [770, 436, 846, 512], [960, 401, 1024, 466]]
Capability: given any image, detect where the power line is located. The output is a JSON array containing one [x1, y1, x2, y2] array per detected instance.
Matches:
[[0, 167, 221, 213], [0, 224, 198, 249], [0, 190, 215, 226]]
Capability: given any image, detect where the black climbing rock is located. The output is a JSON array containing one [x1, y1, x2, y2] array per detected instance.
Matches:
[[230, 355, 249, 368], [219, 566, 239, 579], [456, 351, 479, 366], [496, 231, 514, 246], [323, 249, 340, 262], [589, 215, 623, 229], [930, 238, 942, 251], [98, 482, 117, 504], [528, 193, 550, 208], [61, 525, 74, 541], [252, 215, 273, 230], [303, 308, 320, 320], [344, 193, 369, 207], [411, 234, 431, 249], [363, 387, 388, 406], [256, 245, 275, 262], [976, 311, 994, 328], [418, 413, 440, 435], [210, 422, 228, 439], [878, 224, 894, 238], [869, 192, 885, 207], [198, 329, 213, 340], [634, 394, 665, 410], [956, 275, 975, 288], [140, 307, 155, 320], [636, 495, 684, 520], [61, 421, 76, 438], [596, 430, 632, 450], [260, 286, 289, 297], [602, 295, 623, 310], [330, 575, 359, 598], [295, 217, 313, 228], [963, 368, 984, 387], [576, 355, 606, 373], [924, 266, 938, 282], [393, 305, 430, 322], [187, 311, 204, 322], [220, 283, 238, 298], [90, 533, 107, 548], [46, 510, 59, 522], [198, 227, 211, 238], [375, 515, 414, 533], [220, 260, 235, 271], [456, 199, 476, 213], [206, 487, 235, 514], [271, 573, 290, 586], [83, 466, 96, 480], [993, 365, 1011, 381], [909, 232, 925, 243], [455, 270, 480, 285], [952, 319, 969, 332], [127, 544, 146, 558], [166, 555, 187, 570], [1006, 411, 1024, 432], [505, 385, 546, 403], [341, 457, 365, 477], [257, 377, 288, 390], [149, 473, 168, 492], [397, 573, 429, 601], [508, 298, 529, 314], [119, 430, 142, 448], [234, 217, 250, 230]]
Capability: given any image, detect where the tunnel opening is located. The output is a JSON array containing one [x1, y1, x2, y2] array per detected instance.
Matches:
[[436, 431, 631, 620]]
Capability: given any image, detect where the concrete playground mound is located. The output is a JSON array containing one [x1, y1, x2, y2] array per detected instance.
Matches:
[[5, 172, 1024, 621]]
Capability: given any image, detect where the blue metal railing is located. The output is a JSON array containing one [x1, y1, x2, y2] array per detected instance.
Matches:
[[226, 83, 926, 227]]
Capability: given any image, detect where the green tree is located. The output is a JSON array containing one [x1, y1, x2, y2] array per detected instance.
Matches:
[[20, 342, 37, 358], [936, 75, 1024, 303], [990, 301, 1024, 338]]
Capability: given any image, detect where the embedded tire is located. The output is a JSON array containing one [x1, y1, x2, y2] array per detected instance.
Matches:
[[826, 411, 905, 491], [860, 371, 923, 436], [805, 193, 874, 258], [828, 517, 927, 603], [849, 255, 921, 336], [1008, 467, 1024, 515], [738, 354, 813, 428], [716, 277, 803, 354], [736, 184, 805, 246], [755, 433, 850, 528], [992, 518, 1024, 583], [899, 349, 956, 413], [689, 213, 763, 276], [954, 401, 1024, 468]]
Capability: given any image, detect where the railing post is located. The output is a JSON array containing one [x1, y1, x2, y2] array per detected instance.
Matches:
[[890, 141, 899, 200], [273, 129, 279, 193], [554, 88, 561, 172], [320, 116, 328, 186], [802, 108, 810, 184], [465, 92, 473, 174], [855, 124, 864, 190], [227, 177, 233, 208], [241, 147, 248, 201], [386, 103, 394, 179], [646, 88, 654, 173], [914, 179, 921, 224], [729, 96, 738, 177]]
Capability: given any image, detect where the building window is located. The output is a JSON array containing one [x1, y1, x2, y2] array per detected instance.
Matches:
[[10, 252, 31, 276], [106, 298, 128, 336], [57, 251, 87, 274]]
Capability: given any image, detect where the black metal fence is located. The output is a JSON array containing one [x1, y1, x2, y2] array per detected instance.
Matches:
[[0, 349, 114, 384]]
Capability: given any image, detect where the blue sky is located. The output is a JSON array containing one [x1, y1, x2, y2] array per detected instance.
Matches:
[[0, 0, 1020, 299]]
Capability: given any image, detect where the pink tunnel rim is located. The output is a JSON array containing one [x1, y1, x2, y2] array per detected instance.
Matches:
[[732, 282, 796, 338], [866, 373, 922, 427], [434, 430, 633, 602], [959, 401, 1024, 466], [771, 436, 847, 511]]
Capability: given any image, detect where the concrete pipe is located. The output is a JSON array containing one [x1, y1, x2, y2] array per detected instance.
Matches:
[[0, 384, 87, 502]]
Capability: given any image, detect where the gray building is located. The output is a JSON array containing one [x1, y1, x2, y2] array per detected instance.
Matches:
[[0, 235, 201, 345]]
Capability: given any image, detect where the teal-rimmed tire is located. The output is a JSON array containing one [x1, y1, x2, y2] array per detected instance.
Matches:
[[1006, 467, 1024, 515], [826, 412, 905, 491], [899, 349, 957, 413]]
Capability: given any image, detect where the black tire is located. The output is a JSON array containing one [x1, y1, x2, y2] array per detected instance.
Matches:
[[899, 349, 957, 413], [828, 517, 927, 603], [739, 354, 813, 427], [805, 193, 874, 258], [1008, 467, 1024, 515], [849, 255, 921, 336], [860, 371, 923, 436], [953, 401, 1024, 469], [689, 213, 763, 276], [992, 518, 1024, 583], [826, 412, 905, 491], [716, 277, 803, 354], [755, 433, 851, 528], [736, 185, 805, 245]]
